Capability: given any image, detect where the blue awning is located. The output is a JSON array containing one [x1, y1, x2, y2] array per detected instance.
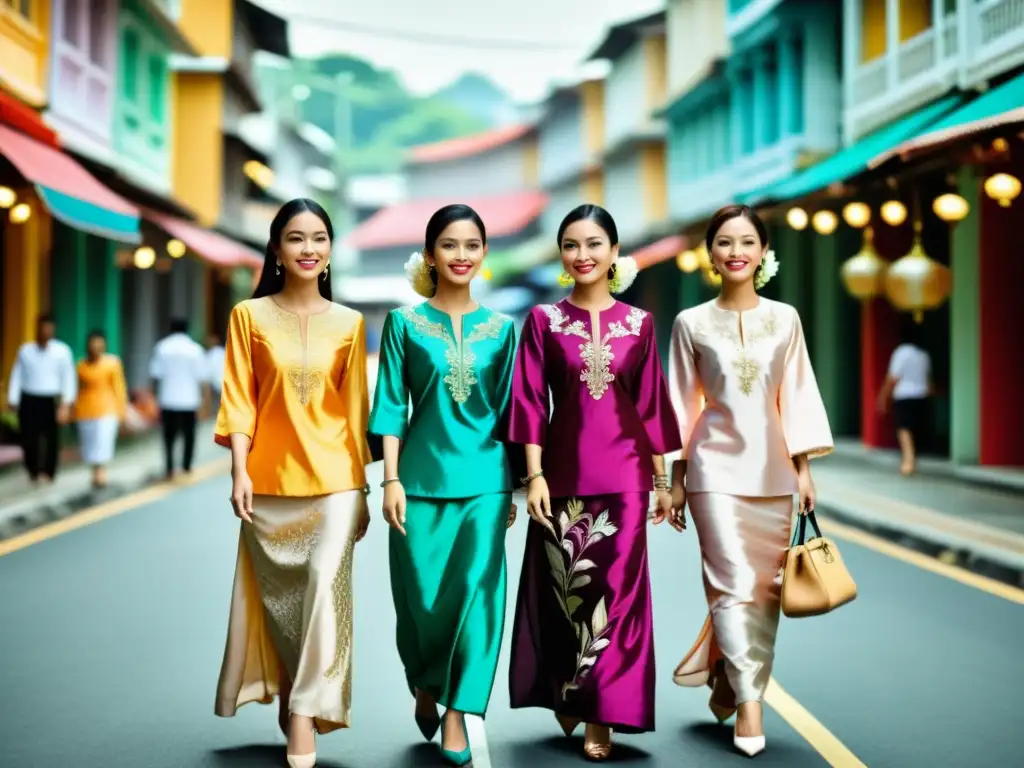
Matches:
[[740, 95, 962, 206], [0, 124, 141, 243]]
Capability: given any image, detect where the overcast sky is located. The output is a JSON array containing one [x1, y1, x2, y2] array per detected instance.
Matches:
[[256, 0, 664, 101]]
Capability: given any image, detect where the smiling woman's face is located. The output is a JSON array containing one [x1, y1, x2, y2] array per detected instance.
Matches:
[[276, 211, 331, 284], [709, 214, 767, 286], [560, 218, 618, 286]]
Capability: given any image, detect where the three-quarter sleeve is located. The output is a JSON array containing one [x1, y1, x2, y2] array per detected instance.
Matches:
[[368, 310, 410, 439], [507, 309, 549, 447], [668, 315, 704, 454], [632, 319, 682, 455], [779, 309, 833, 459], [111, 358, 129, 420], [215, 304, 257, 448], [340, 314, 373, 467]]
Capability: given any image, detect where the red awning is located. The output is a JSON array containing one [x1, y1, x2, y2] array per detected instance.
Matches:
[[141, 207, 263, 269], [345, 190, 549, 251], [0, 124, 139, 219], [632, 235, 688, 270], [408, 124, 533, 164]]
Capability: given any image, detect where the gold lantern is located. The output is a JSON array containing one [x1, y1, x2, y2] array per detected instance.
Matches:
[[9, 203, 31, 223], [811, 210, 838, 235], [983, 173, 1021, 207], [786, 207, 809, 230], [167, 239, 186, 258], [133, 246, 156, 269], [932, 193, 970, 223], [882, 220, 951, 322], [0, 186, 15, 208], [842, 202, 871, 229], [880, 200, 907, 226], [840, 226, 887, 300]]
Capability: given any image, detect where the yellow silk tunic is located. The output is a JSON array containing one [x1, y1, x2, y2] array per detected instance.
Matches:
[[73, 355, 128, 422], [215, 296, 371, 497], [668, 297, 833, 497]]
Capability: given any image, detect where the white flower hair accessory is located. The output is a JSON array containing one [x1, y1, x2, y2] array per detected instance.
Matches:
[[754, 250, 779, 290], [609, 255, 639, 294], [404, 251, 436, 298]]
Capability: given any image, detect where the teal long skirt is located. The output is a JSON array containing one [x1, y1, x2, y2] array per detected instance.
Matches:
[[389, 492, 511, 716]]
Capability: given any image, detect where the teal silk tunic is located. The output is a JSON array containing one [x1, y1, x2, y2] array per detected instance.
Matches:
[[368, 303, 517, 497]]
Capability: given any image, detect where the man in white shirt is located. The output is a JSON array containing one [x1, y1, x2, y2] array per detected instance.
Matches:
[[150, 318, 208, 480], [5, 314, 77, 484], [204, 333, 226, 417]]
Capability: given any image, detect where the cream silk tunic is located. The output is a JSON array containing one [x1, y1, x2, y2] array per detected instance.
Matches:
[[668, 298, 833, 497]]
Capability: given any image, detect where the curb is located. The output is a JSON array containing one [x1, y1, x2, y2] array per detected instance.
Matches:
[[0, 455, 224, 542], [817, 500, 1024, 590]]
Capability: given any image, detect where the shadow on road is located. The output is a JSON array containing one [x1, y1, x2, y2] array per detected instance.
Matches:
[[502, 734, 652, 763], [209, 744, 354, 768]]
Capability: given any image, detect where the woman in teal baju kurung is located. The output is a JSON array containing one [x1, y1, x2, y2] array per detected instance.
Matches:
[[368, 204, 518, 765]]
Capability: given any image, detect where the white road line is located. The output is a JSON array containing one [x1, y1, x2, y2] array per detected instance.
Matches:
[[466, 714, 492, 767]]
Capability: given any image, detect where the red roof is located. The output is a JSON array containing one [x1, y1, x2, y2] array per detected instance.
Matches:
[[632, 235, 688, 269], [408, 124, 532, 164], [345, 190, 548, 251]]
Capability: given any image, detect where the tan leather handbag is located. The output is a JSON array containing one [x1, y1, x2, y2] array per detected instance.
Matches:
[[781, 511, 857, 618]]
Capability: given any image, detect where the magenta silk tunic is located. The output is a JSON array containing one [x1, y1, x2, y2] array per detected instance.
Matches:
[[507, 299, 682, 492]]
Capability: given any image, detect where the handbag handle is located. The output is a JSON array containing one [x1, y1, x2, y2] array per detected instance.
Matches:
[[790, 510, 823, 547]]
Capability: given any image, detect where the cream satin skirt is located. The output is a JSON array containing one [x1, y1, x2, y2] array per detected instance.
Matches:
[[673, 493, 793, 704], [215, 490, 364, 733]]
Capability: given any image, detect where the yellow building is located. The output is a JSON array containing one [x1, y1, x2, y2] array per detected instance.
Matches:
[[0, 0, 52, 389]]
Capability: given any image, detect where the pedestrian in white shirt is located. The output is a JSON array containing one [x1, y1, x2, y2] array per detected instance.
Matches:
[[205, 334, 226, 416], [878, 323, 933, 476], [150, 318, 208, 479], [5, 314, 77, 484]]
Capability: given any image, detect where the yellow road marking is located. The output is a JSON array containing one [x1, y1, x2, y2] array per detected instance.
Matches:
[[766, 678, 868, 767], [0, 458, 230, 557], [822, 516, 1024, 604]]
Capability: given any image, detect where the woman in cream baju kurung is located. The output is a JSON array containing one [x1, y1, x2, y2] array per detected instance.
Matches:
[[214, 296, 372, 735], [369, 303, 517, 719], [668, 297, 833, 710]]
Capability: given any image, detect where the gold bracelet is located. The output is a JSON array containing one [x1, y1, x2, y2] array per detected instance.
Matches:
[[380, 478, 401, 488], [521, 470, 544, 486]]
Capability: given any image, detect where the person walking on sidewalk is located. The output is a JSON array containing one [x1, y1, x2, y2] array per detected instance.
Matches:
[[667, 205, 834, 758], [149, 318, 207, 480], [213, 198, 372, 768], [877, 321, 933, 476], [506, 205, 681, 762], [369, 205, 519, 767], [73, 330, 128, 489], [5, 314, 76, 485]]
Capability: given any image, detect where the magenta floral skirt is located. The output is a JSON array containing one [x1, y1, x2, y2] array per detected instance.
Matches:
[[508, 493, 655, 733]]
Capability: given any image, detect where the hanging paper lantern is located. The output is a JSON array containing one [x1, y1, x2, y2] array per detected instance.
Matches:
[[883, 221, 952, 322], [842, 202, 871, 229], [811, 210, 838, 235], [880, 200, 907, 226], [840, 226, 887, 300], [932, 193, 969, 222], [983, 173, 1021, 207], [786, 207, 809, 230], [676, 249, 700, 273]]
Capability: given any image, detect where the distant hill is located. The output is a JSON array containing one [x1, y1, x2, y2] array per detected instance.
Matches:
[[294, 55, 517, 173]]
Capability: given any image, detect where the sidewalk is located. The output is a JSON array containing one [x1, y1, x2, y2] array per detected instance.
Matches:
[[0, 422, 225, 541], [812, 453, 1024, 587]]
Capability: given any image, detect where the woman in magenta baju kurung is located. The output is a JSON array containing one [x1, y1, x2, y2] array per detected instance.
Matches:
[[506, 297, 681, 736]]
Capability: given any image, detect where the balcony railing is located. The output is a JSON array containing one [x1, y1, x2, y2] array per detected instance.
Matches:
[[846, 0, 1024, 141]]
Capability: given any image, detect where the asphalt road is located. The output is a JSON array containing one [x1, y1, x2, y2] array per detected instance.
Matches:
[[1, 461, 1021, 767]]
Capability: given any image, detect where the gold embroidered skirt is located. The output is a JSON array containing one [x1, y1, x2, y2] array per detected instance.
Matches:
[[673, 493, 792, 705], [214, 491, 364, 733]]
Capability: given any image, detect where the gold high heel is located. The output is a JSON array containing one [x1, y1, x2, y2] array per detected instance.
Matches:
[[555, 713, 581, 737], [582, 724, 612, 761]]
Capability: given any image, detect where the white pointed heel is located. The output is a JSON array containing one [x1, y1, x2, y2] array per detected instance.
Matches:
[[287, 754, 316, 768], [733, 733, 765, 757]]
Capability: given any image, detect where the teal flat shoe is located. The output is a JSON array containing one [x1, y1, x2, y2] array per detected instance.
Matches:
[[440, 715, 472, 766]]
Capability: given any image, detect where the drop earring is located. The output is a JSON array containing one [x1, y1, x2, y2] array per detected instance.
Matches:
[[558, 271, 574, 287], [276, 263, 282, 275], [322, 263, 329, 280]]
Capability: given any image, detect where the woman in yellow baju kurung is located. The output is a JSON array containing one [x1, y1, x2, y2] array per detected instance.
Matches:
[[213, 198, 372, 768], [73, 331, 128, 488]]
